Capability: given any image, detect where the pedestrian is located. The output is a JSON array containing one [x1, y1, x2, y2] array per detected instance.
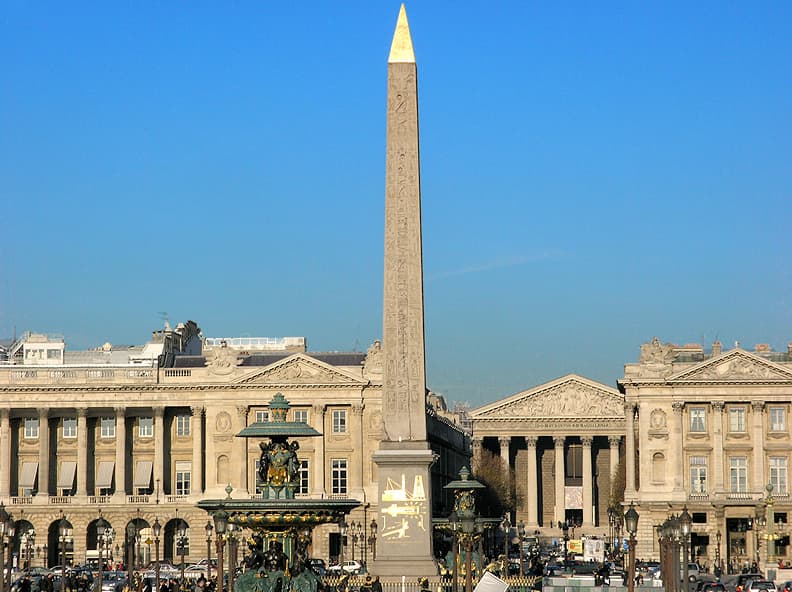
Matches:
[[371, 576, 383, 592]]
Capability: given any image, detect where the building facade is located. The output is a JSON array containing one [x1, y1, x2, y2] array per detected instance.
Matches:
[[621, 339, 792, 570], [0, 327, 470, 570], [470, 341, 792, 570]]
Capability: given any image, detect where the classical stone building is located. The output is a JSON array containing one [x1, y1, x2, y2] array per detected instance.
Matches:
[[621, 340, 792, 569], [470, 375, 626, 532], [0, 325, 470, 569], [471, 340, 792, 569]]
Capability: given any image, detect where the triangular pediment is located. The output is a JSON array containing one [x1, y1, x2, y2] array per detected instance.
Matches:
[[669, 349, 792, 382], [235, 354, 367, 385], [471, 374, 624, 419]]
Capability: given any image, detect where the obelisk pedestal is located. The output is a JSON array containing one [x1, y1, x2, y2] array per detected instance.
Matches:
[[371, 4, 437, 577]]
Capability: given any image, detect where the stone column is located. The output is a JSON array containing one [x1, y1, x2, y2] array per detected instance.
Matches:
[[0, 409, 10, 497], [153, 406, 165, 494], [37, 409, 50, 497], [672, 402, 684, 492], [191, 406, 204, 495], [114, 406, 126, 498], [582, 436, 594, 526], [625, 403, 636, 495], [312, 404, 327, 497], [471, 437, 483, 471], [608, 435, 621, 483], [76, 408, 88, 496], [712, 402, 725, 493], [499, 436, 511, 482], [752, 401, 765, 491], [235, 406, 250, 495], [525, 436, 538, 526], [554, 436, 566, 525], [352, 404, 365, 495]]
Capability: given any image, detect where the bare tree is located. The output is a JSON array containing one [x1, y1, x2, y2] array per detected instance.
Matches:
[[472, 449, 516, 517]]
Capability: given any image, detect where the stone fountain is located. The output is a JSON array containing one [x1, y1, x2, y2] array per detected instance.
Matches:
[[198, 393, 359, 592]]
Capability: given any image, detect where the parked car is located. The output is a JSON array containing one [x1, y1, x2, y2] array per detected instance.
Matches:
[[747, 581, 776, 592], [777, 581, 792, 592], [326, 561, 362, 575], [99, 571, 127, 592], [737, 573, 765, 592], [699, 584, 726, 592]]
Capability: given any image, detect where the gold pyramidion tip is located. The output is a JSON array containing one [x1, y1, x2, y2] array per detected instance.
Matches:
[[388, 4, 415, 63]]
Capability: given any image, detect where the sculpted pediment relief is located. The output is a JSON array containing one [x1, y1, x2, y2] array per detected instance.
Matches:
[[236, 354, 366, 385], [670, 350, 792, 382], [472, 375, 624, 419]]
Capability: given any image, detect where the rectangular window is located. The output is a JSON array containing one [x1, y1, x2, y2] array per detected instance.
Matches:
[[255, 411, 269, 423], [332, 410, 347, 433], [294, 410, 308, 424], [47, 349, 61, 359], [690, 456, 708, 493], [24, 418, 39, 439], [62, 417, 77, 439], [729, 408, 746, 433], [689, 408, 706, 432], [771, 457, 788, 494], [331, 458, 347, 494], [298, 460, 310, 495], [730, 457, 748, 492], [176, 415, 191, 436], [139, 417, 154, 437], [175, 462, 192, 496], [100, 417, 115, 438], [771, 407, 786, 432]]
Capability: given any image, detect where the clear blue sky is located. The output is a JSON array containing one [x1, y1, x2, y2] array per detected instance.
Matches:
[[2, 2, 791, 407]]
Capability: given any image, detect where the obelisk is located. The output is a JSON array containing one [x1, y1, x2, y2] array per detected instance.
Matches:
[[371, 4, 437, 576]]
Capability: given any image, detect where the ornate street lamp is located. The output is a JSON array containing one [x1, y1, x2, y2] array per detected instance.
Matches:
[[152, 518, 161, 592], [449, 511, 459, 592], [624, 502, 639, 592], [126, 522, 136, 587], [59, 514, 68, 588], [205, 521, 213, 578], [213, 510, 228, 592], [679, 506, 692, 588], [338, 520, 348, 568], [5, 516, 15, 591], [368, 519, 378, 561], [0, 503, 10, 592], [444, 467, 486, 592], [226, 523, 236, 592], [96, 516, 107, 591], [501, 514, 512, 561], [517, 520, 526, 576], [177, 524, 188, 584], [715, 531, 722, 578]]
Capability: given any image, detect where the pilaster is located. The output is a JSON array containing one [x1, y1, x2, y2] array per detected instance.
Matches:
[[582, 436, 593, 526], [0, 409, 10, 497], [625, 403, 636, 495], [312, 404, 327, 497], [712, 401, 725, 493], [191, 406, 205, 495], [525, 436, 538, 526], [672, 402, 684, 492], [37, 408, 50, 497], [153, 405, 165, 495], [76, 408, 88, 496], [114, 406, 126, 498], [235, 405, 250, 496], [752, 401, 765, 491]]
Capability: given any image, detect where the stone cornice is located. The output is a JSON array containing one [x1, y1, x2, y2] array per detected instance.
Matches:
[[0, 381, 373, 394]]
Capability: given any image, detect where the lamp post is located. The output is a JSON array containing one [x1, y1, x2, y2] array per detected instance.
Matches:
[[226, 523, 236, 592], [177, 524, 188, 584], [338, 520, 348, 568], [43, 546, 48, 570], [368, 520, 378, 561], [213, 511, 227, 592], [205, 522, 213, 579], [501, 514, 511, 563], [444, 467, 486, 592], [152, 518, 161, 592], [349, 523, 358, 562], [562, 522, 569, 562], [59, 514, 68, 590], [0, 503, 10, 592], [97, 516, 107, 591], [449, 511, 459, 592], [5, 517, 15, 592], [765, 483, 776, 565], [624, 502, 639, 592], [24, 529, 35, 573], [517, 520, 525, 576], [679, 507, 692, 591], [715, 531, 722, 578], [126, 523, 136, 588]]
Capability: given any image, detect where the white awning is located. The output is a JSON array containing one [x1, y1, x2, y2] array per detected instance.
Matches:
[[96, 461, 115, 488], [19, 462, 38, 488], [133, 461, 153, 488], [57, 461, 77, 489]]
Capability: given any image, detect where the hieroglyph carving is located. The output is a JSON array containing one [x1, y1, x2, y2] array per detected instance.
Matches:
[[484, 383, 623, 418], [381, 58, 426, 441]]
